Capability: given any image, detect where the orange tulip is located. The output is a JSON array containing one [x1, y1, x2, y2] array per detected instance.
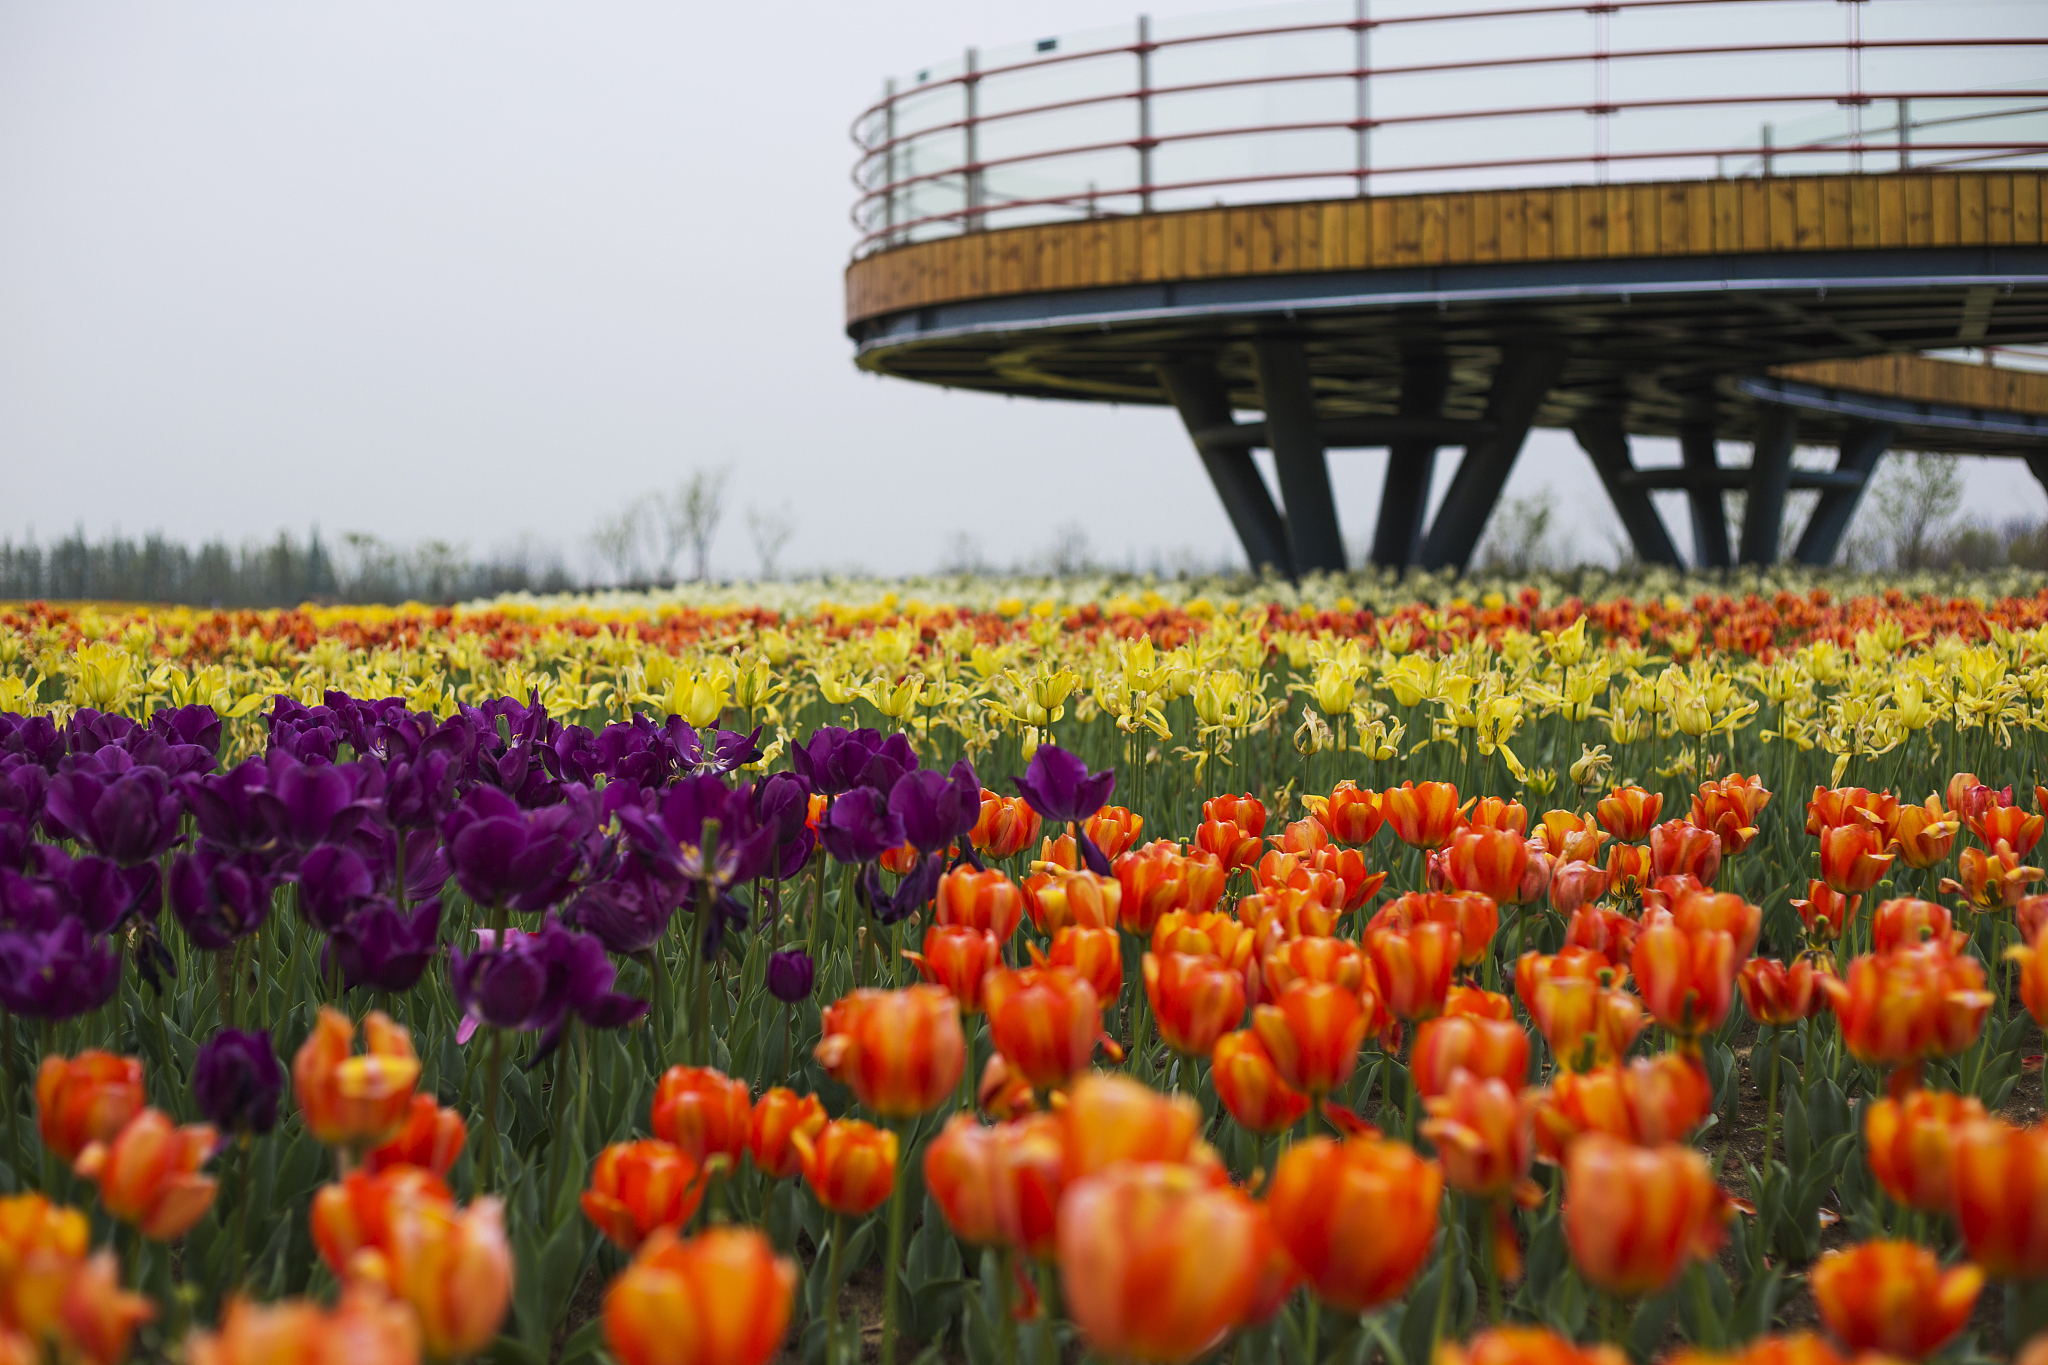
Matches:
[[650, 1066, 750, 1164], [1562, 905, 1638, 963], [922, 1115, 1007, 1246], [1260, 935, 1367, 999], [1532, 1053, 1712, 1160], [971, 790, 1042, 860], [1266, 1136, 1442, 1311], [1084, 807, 1145, 860], [985, 966, 1102, 1090], [792, 1119, 897, 1217], [1240, 882, 1344, 946], [1203, 794, 1268, 836], [1605, 842, 1653, 899], [1737, 957, 1828, 1026], [1596, 786, 1664, 843], [1890, 796, 1960, 869], [1411, 1014, 1531, 1099], [1464, 796, 1530, 838], [1943, 841, 2046, 909], [1365, 920, 1461, 1019], [1056, 1162, 1262, 1365], [904, 924, 1002, 1013], [2012, 931, 2048, 1026], [1383, 781, 1462, 849], [1952, 1117, 2048, 1278], [1563, 1134, 1728, 1298], [877, 841, 922, 875], [1548, 861, 1609, 916], [987, 1112, 1067, 1259], [1256, 846, 1384, 912], [54, 1248, 154, 1365], [604, 1226, 796, 1365], [1443, 827, 1529, 904], [1422, 1070, 1535, 1202], [1251, 981, 1372, 1097], [1530, 973, 1646, 1070], [1648, 820, 1721, 885], [185, 1284, 421, 1365], [309, 1166, 453, 1276], [1971, 802, 2044, 857], [1276, 816, 1330, 857], [1809, 1240, 1981, 1358], [1662, 888, 1762, 960], [0, 1192, 88, 1344], [1440, 1327, 1629, 1365], [1808, 786, 1900, 840], [976, 1052, 1036, 1121], [1818, 822, 1895, 896], [1691, 775, 1771, 856], [1032, 868, 1123, 934], [1048, 925, 1122, 1007], [1113, 842, 1193, 936], [33, 1052, 144, 1167], [582, 1141, 707, 1251], [1862, 1087, 1986, 1213], [1195, 818, 1263, 872], [746, 1088, 825, 1181], [1446, 985, 1516, 1021], [1060, 1074, 1205, 1180], [934, 865, 1024, 941], [1181, 850, 1229, 915], [292, 1007, 421, 1149], [1790, 880, 1859, 945], [814, 985, 966, 1118], [1821, 943, 1992, 1072], [1631, 921, 1737, 1038], [1870, 897, 1953, 954], [1145, 952, 1247, 1057], [364, 1094, 467, 1178], [73, 1108, 217, 1241], [1513, 946, 1612, 1013], [2019, 892, 2048, 946], [1535, 810, 1607, 864], [1150, 909, 1255, 971], [1307, 781, 1384, 845], [1211, 1030, 1311, 1134], [1947, 773, 2006, 823]]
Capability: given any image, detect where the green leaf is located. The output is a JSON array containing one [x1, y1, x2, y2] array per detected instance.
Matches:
[[557, 1317, 609, 1365]]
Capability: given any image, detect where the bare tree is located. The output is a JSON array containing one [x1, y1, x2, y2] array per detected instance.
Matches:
[[653, 468, 730, 583], [746, 503, 796, 581], [589, 502, 650, 586], [1857, 451, 1965, 569], [1476, 489, 1566, 573]]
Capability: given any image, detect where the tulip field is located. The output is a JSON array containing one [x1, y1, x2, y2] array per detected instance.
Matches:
[[6, 572, 2048, 1365]]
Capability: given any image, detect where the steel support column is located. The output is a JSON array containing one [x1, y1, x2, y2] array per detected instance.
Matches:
[[1253, 339, 1347, 573], [1738, 409, 1798, 564], [1678, 422, 1732, 568], [1793, 422, 1895, 565], [1573, 419, 1683, 565], [1160, 364, 1293, 574], [1418, 344, 1568, 571], [1370, 357, 1449, 568]]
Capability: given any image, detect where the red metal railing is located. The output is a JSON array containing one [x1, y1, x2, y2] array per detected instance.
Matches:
[[849, 0, 2048, 256]]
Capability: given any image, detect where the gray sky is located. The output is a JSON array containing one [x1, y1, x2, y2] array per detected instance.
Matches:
[[3, 1, 2043, 579]]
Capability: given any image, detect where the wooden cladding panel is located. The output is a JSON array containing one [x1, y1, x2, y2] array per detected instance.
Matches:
[[1774, 354, 2048, 418], [847, 172, 2047, 323]]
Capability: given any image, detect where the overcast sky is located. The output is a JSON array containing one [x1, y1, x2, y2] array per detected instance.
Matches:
[[3, 1, 2042, 579]]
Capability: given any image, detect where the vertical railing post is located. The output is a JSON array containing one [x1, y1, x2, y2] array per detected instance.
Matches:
[[882, 78, 898, 250], [1762, 122, 1775, 176], [1137, 15, 1154, 214], [1845, 0, 1865, 172], [1354, 0, 1370, 195], [1897, 97, 1911, 170], [964, 47, 983, 232], [1592, 3, 1612, 184]]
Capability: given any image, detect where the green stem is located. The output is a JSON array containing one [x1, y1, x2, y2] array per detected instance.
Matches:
[[230, 1135, 252, 1291], [881, 1121, 910, 1365], [825, 1211, 847, 1334], [482, 1028, 506, 1190], [1302, 1292, 1319, 1365], [692, 819, 721, 1067]]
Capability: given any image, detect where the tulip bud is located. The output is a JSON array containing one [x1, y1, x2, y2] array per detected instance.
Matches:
[[792, 1119, 897, 1217], [1383, 782, 1462, 849], [986, 967, 1102, 1091], [604, 1226, 796, 1365], [73, 1108, 218, 1241], [1211, 1030, 1311, 1135], [1563, 1134, 1728, 1297], [292, 1007, 421, 1150], [34, 1051, 144, 1165], [813, 986, 966, 1118], [747, 1088, 826, 1181], [1266, 1136, 1441, 1312], [1145, 952, 1247, 1057], [365, 1094, 467, 1179], [1251, 981, 1373, 1098], [582, 1141, 707, 1251], [1809, 1240, 1981, 1358], [650, 1067, 751, 1165]]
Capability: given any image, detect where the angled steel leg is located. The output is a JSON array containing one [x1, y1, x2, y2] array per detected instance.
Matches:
[[1159, 363, 1293, 575], [1573, 419, 1683, 566], [1794, 422, 1896, 565], [1252, 338, 1347, 574], [1738, 409, 1798, 565], [1679, 422, 1732, 568], [1417, 343, 1569, 572], [1370, 356, 1448, 568]]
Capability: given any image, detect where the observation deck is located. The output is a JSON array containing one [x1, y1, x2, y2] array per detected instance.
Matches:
[[843, 0, 2048, 574]]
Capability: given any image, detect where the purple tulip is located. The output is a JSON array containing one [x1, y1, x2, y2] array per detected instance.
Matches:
[[0, 714, 64, 772], [42, 764, 183, 866], [1012, 744, 1117, 874], [192, 1028, 284, 1135], [257, 753, 373, 849], [0, 812, 28, 873], [1, 762, 49, 824], [266, 696, 344, 765], [440, 785, 592, 914], [0, 919, 120, 1018], [889, 760, 981, 854], [562, 867, 675, 956], [64, 709, 144, 757], [181, 759, 276, 854], [767, 948, 816, 1003], [820, 786, 904, 865], [328, 898, 443, 993], [861, 854, 944, 926], [792, 727, 916, 798], [381, 751, 460, 831], [449, 919, 646, 1061], [291, 843, 377, 931], [169, 850, 276, 949], [12, 846, 159, 934]]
